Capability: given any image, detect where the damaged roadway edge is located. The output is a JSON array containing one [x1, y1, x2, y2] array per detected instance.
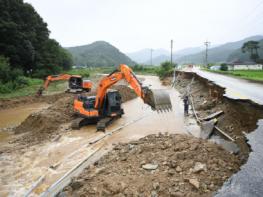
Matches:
[[174, 71, 263, 196]]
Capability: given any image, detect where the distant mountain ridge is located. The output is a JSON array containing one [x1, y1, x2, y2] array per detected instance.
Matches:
[[126, 48, 169, 64], [66, 41, 135, 67], [174, 35, 263, 64], [127, 46, 204, 65]]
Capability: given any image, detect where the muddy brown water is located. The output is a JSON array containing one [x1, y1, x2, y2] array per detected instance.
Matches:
[[0, 103, 50, 143], [0, 76, 200, 196], [0, 103, 49, 129]]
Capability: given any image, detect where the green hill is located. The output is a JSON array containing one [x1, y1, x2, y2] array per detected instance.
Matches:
[[66, 41, 136, 67], [227, 39, 263, 62], [175, 35, 263, 64]]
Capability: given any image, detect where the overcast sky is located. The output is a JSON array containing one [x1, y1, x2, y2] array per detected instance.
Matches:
[[25, 0, 263, 53]]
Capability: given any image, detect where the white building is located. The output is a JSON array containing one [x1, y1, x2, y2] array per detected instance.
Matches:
[[227, 61, 263, 70]]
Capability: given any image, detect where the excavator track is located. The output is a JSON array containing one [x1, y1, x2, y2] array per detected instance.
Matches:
[[71, 118, 86, 129], [96, 117, 114, 132]]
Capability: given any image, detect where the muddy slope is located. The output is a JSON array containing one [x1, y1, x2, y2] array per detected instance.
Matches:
[[62, 134, 241, 197], [173, 71, 263, 161]]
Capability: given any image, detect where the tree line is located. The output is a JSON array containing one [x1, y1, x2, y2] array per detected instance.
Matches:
[[0, 0, 72, 93]]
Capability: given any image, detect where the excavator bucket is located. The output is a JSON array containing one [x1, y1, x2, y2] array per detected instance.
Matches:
[[144, 89, 172, 112]]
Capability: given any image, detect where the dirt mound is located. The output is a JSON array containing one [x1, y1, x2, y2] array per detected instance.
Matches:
[[13, 95, 74, 145], [112, 85, 137, 102], [62, 134, 241, 197]]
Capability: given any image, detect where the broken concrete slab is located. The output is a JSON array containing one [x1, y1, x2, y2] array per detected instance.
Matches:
[[200, 119, 216, 139], [209, 136, 239, 154]]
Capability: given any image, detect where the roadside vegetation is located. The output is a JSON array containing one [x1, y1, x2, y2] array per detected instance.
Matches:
[[156, 61, 175, 79], [206, 69, 263, 82], [131, 64, 158, 75]]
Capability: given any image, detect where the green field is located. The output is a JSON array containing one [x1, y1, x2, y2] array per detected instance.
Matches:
[[0, 78, 68, 99], [207, 70, 263, 82]]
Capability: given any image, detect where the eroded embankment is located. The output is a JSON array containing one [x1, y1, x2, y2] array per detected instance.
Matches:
[[172, 71, 263, 162]]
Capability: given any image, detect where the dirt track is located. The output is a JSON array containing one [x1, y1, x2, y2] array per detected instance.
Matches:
[[62, 134, 241, 197]]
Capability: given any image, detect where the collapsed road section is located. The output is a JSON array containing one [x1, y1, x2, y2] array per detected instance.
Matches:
[[171, 71, 263, 196], [172, 71, 263, 162]]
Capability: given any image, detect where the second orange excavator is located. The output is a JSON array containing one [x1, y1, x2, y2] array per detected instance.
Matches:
[[37, 74, 92, 96], [72, 64, 172, 131]]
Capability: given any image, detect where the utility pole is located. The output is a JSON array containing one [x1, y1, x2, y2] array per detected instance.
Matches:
[[204, 41, 211, 68], [150, 49, 153, 66], [170, 39, 173, 65]]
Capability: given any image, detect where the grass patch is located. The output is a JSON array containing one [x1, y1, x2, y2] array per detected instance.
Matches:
[[0, 78, 67, 99], [205, 70, 263, 82]]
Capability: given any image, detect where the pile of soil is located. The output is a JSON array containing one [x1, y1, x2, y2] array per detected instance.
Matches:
[[13, 94, 74, 146], [112, 85, 137, 102], [62, 134, 241, 197]]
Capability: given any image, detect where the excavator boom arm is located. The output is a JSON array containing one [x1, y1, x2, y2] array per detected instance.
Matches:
[[95, 64, 145, 109], [94, 64, 172, 112], [43, 74, 72, 90]]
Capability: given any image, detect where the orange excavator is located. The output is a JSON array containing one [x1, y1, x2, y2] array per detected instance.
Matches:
[[72, 64, 172, 131], [36, 74, 92, 96]]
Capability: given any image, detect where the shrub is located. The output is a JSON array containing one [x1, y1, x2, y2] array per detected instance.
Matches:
[[156, 61, 175, 79], [0, 56, 31, 93], [220, 63, 228, 71]]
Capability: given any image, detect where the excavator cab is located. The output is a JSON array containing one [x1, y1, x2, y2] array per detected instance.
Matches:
[[73, 90, 124, 131], [68, 76, 92, 93], [101, 90, 124, 117], [68, 76, 82, 90]]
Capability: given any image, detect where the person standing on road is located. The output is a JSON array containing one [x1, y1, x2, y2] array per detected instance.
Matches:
[[183, 95, 189, 115]]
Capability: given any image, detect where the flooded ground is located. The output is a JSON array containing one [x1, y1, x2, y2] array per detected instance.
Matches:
[[0, 75, 200, 196], [0, 103, 50, 144], [0, 103, 49, 129]]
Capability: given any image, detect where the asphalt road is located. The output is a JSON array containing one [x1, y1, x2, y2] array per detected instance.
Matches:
[[194, 69, 263, 105]]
